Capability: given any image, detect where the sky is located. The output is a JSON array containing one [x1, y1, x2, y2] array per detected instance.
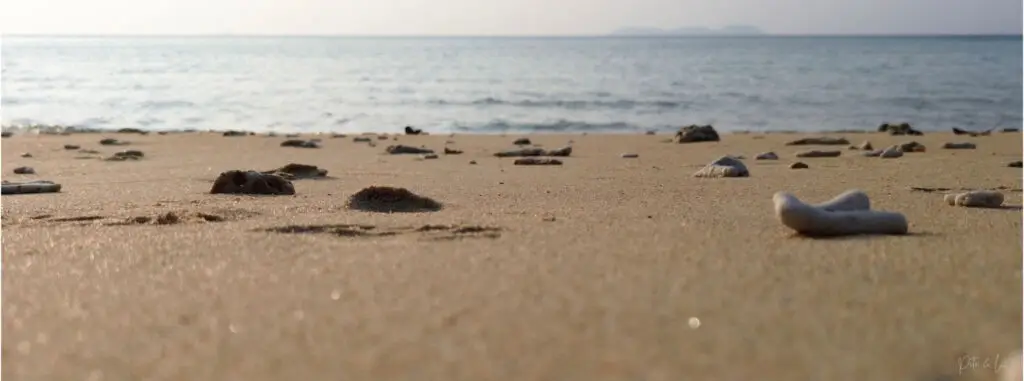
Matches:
[[1, 0, 1021, 36]]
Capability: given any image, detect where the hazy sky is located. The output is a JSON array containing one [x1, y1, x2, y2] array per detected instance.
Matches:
[[2, 0, 1021, 35]]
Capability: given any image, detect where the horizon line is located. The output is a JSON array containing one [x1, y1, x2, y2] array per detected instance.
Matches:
[[3, 32, 1021, 39]]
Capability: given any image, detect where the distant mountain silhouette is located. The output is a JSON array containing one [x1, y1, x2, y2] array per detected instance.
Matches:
[[610, 25, 765, 36]]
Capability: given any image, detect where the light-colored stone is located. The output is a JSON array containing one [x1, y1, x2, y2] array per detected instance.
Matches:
[[879, 146, 903, 158], [773, 190, 908, 236], [944, 190, 1004, 208], [694, 156, 749, 178]]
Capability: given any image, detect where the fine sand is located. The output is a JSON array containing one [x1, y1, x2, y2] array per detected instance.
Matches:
[[2, 130, 1022, 381]]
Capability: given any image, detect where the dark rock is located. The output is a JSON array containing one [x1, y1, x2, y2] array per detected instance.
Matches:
[[64, 144, 81, 150], [422, 154, 439, 159], [116, 128, 148, 134], [444, 147, 463, 155], [347, 186, 442, 212], [280, 139, 320, 148], [494, 146, 572, 157], [222, 130, 248, 137], [99, 138, 129, 146], [674, 125, 720, 143], [898, 141, 926, 152], [952, 127, 992, 137], [386, 145, 434, 154], [1008, 161, 1022, 168], [514, 158, 563, 166], [105, 150, 145, 161], [513, 138, 532, 145], [404, 126, 423, 135], [878, 123, 923, 136], [21, 153, 32, 158], [353, 137, 372, 143], [13, 166, 35, 174], [262, 163, 328, 179], [755, 152, 778, 160], [941, 142, 976, 149], [1, 132, 12, 138], [790, 162, 809, 169], [210, 170, 295, 195], [1002, 128, 1020, 133], [795, 150, 841, 158], [785, 137, 849, 146]]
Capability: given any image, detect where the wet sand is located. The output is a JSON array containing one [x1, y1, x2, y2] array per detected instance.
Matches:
[[2, 130, 1022, 381]]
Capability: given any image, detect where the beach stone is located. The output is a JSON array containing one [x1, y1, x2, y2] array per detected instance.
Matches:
[[942, 142, 976, 149], [222, 130, 248, 137], [469, 160, 478, 165], [262, 163, 328, 179], [1009, 161, 1022, 168], [1, 132, 12, 138], [377, 135, 390, 140], [117, 128, 147, 134], [404, 126, 424, 135], [1, 180, 62, 195], [879, 146, 903, 158], [105, 150, 145, 161], [210, 170, 295, 195], [281, 139, 320, 148], [331, 133, 347, 138], [858, 141, 873, 150], [693, 156, 749, 178], [21, 153, 32, 158], [422, 153, 439, 159], [347, 186, 442, 212], [353, 137, 372, 143], [63, 144, 80, 150], [386, 145, 434, 154], [898, 141, 926, 152], [755, 152, 778, 160], [785, 137, 849, 146], [944, 190, 1004, 208], [285, 133, 300, 138], [444, 147, 463, 155], [494, 146, 572, 157], [674, 125, 720, 143], [513, 138, 532, 145], [13, 166, 35, 174], [78, 149, 101, 154], [878, 122, 923, 135], [790, 162, 809, 169], [99, 138, 129, 146], [795, 150, 841, 158], [621, 153, 639, 158], [774, 190, 908, 236], [645, 130, 656, 135], [1002, 128, 1020, 133], [952, 127, 992, 136], [514, 158, 563, 166]]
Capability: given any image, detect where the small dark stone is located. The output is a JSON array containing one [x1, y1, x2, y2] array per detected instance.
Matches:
[[210, 170, 295, 195], [790, 162, 809, 169], [444, 147, 463, 155], [513, 138, 532, 145], [346, 186, 442, 212], [1009, 161, 1023, 168], [404, 126, 423, 135], [99, 138, 128, 146], [64, 144, 80, 150], [386, 145, 434, 154], [514, 158, 563, 165], [280, 139, 320, 148], [674, 125, 720, 143], [13, 166, 35, 174], [222, 130, 248, 137]]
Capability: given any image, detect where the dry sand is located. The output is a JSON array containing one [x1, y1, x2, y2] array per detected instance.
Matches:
[[2, 130, 1022, 381]]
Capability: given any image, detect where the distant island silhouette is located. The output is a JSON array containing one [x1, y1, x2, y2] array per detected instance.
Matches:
[[610, 25, 765, 36]]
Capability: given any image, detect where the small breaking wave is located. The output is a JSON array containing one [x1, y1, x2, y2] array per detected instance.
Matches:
[[427, 97, 685, 110], [452, 119, 659, 133]]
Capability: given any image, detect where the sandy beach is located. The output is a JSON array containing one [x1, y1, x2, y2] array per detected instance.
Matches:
[[2, 129, 1021, 381]]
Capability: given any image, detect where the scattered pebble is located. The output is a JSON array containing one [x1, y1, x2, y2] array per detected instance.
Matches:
[[347, 186, 442, 212], [755, 152, 778, 160], [13, 166, 35, 174], [494, 146, 571, 157], [693, 156, 749, 178], [514, 158, 563, 166], [1009, 161, 1022, 168], [105, 150, 145, 161], [469, 160, 478, 165], [422, 153, 439, 159], [944, 190, 1004, 208], [331, 133, 347, 138], [404, 126, 424, 135], [674, 125, 720, 143], [513, 138, 532, 145], [1, 131, 12, 138], [621, 153, 639, 158], [280, 139, 320, 148], [353, 137, 372, 143], [795, 150, 841, 158], [386, 145, 435, 154], [222, 130, 249, 137], [952, 127, 992, 137], [773, 190, 908, 236], [785, 137, 849, 146], [789, 162, 809, 169], [63, 144, 80, 150], [1003, 128, 1020, 133], [210, 170, 295, 195], [644, 130, 656, 135], [21, 153, 32, 158], [942, 142, 976, 149], [444, 147, 463, 155]]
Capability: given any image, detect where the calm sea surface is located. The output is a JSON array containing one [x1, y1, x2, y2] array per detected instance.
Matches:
[[1, 36, 1021, 134]]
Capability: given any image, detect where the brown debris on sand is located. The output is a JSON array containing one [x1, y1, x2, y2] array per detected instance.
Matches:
[[1, 131, 12, 138], [13, 166, 35, 174], [790, 162, 809, 169], [898, 141, 926, 152], [210, 170, 296, 195], [104, 150, 145, 161], [222, 130, 249, 137], [63, 144, 80, 150], [347, 186, 442, 212], [513, 138, 531, 145], [514, 158, 563, 166], [941, 142, 976, 149], [1009, 161, 1022, 168], [116, 128, 149, 135], [674, 125, 720, 143], [99, 138, 129, 146], [444, 147, 463, 155], [262, 163, 329, 179], [785, 137, 849, 146], [494, 146, 572, 157]]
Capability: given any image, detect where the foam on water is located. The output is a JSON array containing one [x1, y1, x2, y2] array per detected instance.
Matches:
[[2, 36, 1021, 134]]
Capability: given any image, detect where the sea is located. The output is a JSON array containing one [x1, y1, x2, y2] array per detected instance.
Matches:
[[1, 35, 1021, 134]]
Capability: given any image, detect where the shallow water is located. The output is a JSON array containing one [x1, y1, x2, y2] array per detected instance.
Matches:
[[2, 35, 1021, 134]]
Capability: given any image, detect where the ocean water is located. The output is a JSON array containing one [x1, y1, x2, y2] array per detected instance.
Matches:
[[1, 36, 1021, 134]]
